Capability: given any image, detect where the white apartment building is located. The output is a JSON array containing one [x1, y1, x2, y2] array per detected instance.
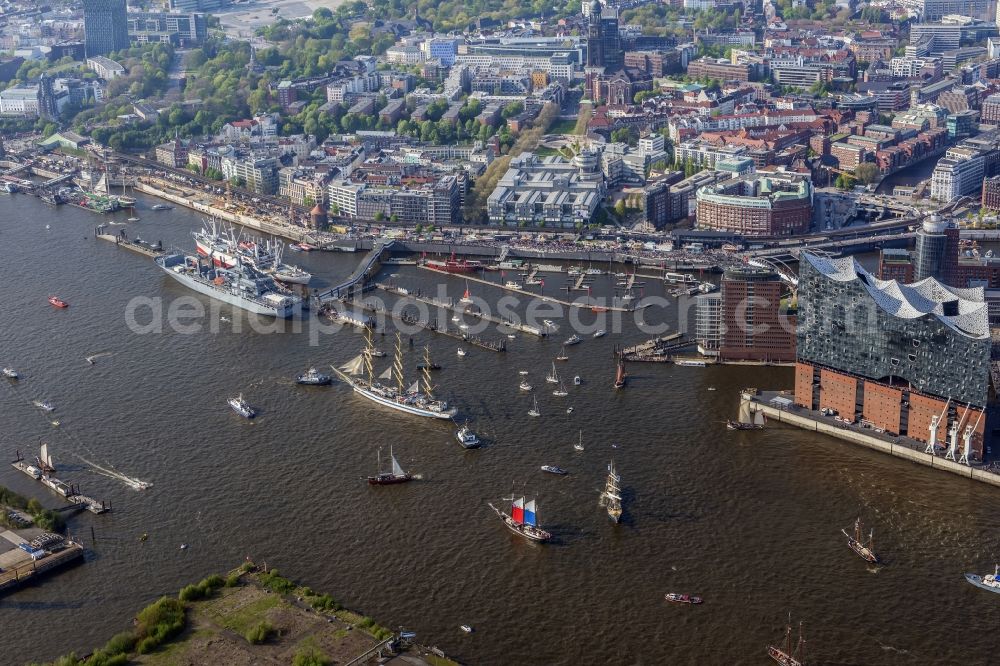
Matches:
[[930, 147, 984, 200], [0, 86, 39, 117]]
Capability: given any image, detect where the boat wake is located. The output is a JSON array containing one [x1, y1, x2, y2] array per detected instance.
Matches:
[[74, 454, 152, 491], [878, 642, 909, 655], [85, 351, 113, 365], [411, 473, 425, 481]]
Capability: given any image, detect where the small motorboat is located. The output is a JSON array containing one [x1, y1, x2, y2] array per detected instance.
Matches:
[[127, 217, 141, 223], [364, 348, 387, 358], [664, 593, 702, 604], [416, 362, 441, 371], [151, 204, 172, 211], [573, 375, 582, 385], [457, 348, 467, 357], [220, 316, 231, 323], [507, 334, 516, 339], [566, 407, 574, 414], [593, 330, 606, 338], [707, 387, 716, 391], [180, 543, 189, 550], [296, 367, 332, 385], [228, 394, 256, 419], [565, 334, 581, 346], [965, 564, 1000, 595], [460, 625, 474, 634], [2, 367, 18, 379], [456, 425, 481, 449], [451, 316, 460, 323], [519, 381, 533, 391], [518, 370, 528, 375], [33, 400, 55, 412], [48, 296, 69, 308], [541, 465, 567, 475]]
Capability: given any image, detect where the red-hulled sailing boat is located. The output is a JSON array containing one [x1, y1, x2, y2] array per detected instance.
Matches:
[[767, 619, 805, 666], [48, 295, 69, 308], [613, 352, 627, 389], [488, 492, 551, 542]]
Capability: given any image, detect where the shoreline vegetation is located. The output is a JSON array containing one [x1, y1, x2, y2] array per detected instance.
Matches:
[[0, 485, 66, 533], [31, 561, 459, 666]]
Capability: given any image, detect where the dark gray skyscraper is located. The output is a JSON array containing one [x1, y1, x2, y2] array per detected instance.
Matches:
[[84, 0, 130, 57], [913, 216, 959, 284]]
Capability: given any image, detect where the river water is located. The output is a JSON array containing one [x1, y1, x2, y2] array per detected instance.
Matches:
[[1, 193, 998, 665]]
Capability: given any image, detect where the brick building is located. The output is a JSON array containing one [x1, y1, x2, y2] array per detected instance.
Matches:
[[695, 172, 813, 236], [718, 268, 796, 362], [795, 253, 990, 458]]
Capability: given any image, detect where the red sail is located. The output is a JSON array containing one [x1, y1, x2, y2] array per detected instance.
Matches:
[[511, 498, 524, 525]]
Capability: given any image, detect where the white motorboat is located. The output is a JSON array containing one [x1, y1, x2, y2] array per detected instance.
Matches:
[[593, 330, 606, 338], [457, 348, 467, 357], [456, 425, 481, 449], [2, 367, 18, 379], [519, 381, 533, 391], [228, 393, 255, 418], [573, 375, 582, 385]]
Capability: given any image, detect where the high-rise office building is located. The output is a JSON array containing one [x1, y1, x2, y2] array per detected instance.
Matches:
[[84, 0, 130, 57], [913, 216, 959, 283], [585, 0, 622, 71]]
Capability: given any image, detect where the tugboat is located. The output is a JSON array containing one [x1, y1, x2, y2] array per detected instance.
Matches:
[[488, 491, 552, 542], [296, 367, 332, 385], [228, 393, 256, 418], [842, 517, 879, 563], [2, 367, 18, 379], [664, 593, 702, 604], [965, 564, 1000, 595], [767, 620, 805, 666], [367, 446, 412, 485], [456, 424, 481, 449], [48, 296, 69, 308]]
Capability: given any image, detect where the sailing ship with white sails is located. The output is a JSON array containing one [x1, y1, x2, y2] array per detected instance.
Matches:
[[368, 446, 411, 485], [599, 461, 623, 523], [729, 400, 765, 430], [488, 492, 551, 542], [333, 334, 457, 420]]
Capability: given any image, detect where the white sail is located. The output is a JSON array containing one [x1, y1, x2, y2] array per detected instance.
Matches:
[[408, 380, 420, 394], [40, 443, 48, 466], [47, 455, 54, 470], [753, 410, 765, 426], [340, 354, 366, 375], [391, 454, 405, 477], [379, 367, 393, 380], [738, 399, 752, 424]]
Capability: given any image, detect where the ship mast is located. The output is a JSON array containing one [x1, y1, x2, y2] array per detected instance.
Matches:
[[796, 622, 805, 663], [364, 327, 375, 387], [393, 332, 406, 393], [422, 346, 434, 398]]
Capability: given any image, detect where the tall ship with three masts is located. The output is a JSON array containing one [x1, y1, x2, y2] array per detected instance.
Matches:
[[488, 492, 551, 542], [767, 620, 805, 666], [599, 461, 623, 523], [334, 332, 457, 420]]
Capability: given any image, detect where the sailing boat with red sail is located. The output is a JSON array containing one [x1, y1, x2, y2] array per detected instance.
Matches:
[[459, 281, 473, 304], [488, 491, 551, 542]]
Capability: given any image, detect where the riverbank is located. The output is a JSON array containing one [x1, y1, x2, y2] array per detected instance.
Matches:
[[34, 561, 459, 666]]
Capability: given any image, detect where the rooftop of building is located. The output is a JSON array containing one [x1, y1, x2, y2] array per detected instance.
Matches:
[[802, 253, 989, 340]]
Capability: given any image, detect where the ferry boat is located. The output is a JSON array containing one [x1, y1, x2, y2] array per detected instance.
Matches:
[[664, 593, 702, 604], [676, 359, 706, 367], [565, 334, 582, 346], [48, 296, 69, 308], [2, 367, 18, 379], [767, 620, 805, 666], [599, 461, 623, 523], [842, 518, 879, 563], [334, 334, 457, 420], [228, 394, 255, 418], [541, 465, 567, 475], [156, 254, 302, 318], [488, 493, 551, 542], [456, 424, 481, 449], [296, 367, 331, 385], [368, 447, 411, 485], [425, 254, 483, 273], [965, 564, 1000, 595]]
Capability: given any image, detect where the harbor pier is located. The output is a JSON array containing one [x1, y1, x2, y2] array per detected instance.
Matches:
[[376, 283, 543, 338], [0, 538, 85, 596], [743, 391, 1000, 489]]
